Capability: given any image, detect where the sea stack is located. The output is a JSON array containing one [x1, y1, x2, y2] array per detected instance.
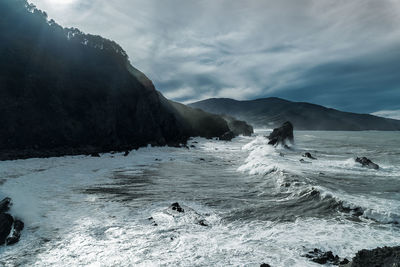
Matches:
[[267, 121, 294, 146]]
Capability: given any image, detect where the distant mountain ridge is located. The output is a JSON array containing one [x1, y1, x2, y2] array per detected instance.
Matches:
[[189, 97, 400, 130]]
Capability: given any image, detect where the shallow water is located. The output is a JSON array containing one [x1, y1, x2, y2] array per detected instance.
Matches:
[[0, 131, 399, 266]]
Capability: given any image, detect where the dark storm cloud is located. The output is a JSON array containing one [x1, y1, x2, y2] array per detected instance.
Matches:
[[31, 0, 400, 113]]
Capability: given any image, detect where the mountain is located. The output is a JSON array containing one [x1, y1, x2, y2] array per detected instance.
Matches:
[[189, 98, 400, 130], [0, 0, 228, 160]]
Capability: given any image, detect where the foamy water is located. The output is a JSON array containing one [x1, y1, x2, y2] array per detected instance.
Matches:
[[0, 131, 399, 266]]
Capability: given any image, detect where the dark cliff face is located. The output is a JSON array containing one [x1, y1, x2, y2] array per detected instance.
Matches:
[[189, 98, 400, 131], [0, 0, 226, 159]]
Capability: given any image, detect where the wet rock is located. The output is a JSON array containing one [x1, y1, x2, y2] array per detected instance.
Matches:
[[351, 246, 400, 267], [199, 158, 205, 161], [6, 219, 24, 246], [0, 197, 11, 213], [355, 157, 379, 170], [267, 121, 294, 146], [303, 152, 317, 160], [260, 264, 271, 267], [90, 152, 100, 157], [0, 213, 14, 245], [190, 145, 196, 148], [219, 131, 236, 141], [123, 150, 130, 157], [170, 202, 184, 213], [340, 258, 350, 265], [198, 219, 208, 227], [303, 248, 340, 265]]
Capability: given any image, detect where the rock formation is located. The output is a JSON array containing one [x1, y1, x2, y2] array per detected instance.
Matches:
[[267, 121, 294, 146]]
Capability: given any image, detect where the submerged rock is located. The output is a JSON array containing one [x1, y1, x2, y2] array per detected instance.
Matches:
[[355, 157, 379, 170], [303, 152, 317, 160], [267, 121, 294, 146], [351, 246, 400, 267]]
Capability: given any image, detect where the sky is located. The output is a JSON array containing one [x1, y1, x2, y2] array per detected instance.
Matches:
[[31, 0, 400, 117]]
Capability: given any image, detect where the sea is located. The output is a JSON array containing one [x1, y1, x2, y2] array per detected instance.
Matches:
[[0, 130, 399, 266]]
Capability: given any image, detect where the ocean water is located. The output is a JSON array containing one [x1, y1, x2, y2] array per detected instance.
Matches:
[[0, 130, 399, 266]]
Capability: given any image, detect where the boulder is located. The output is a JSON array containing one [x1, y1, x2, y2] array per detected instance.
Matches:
[[219, 131, 236, 141], [355, 157, 379, 170], [303, 152, 317, 160], [267, 121, 294, 146], [0, 213, 14, 245], [351, 246, 400, 267], [0, 197, 24, 246]]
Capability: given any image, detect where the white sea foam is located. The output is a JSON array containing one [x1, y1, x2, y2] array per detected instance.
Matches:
[[0, 132, 399, 266]]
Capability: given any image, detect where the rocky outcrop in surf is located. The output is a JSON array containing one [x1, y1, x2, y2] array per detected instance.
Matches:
[[303, 152, 317, 160], [355, 157, 379, 170], [350, 246, 400, 267], [0, 197, 24, 246], [223, 116, 254, 137], [267, 121, 294, 146], [149, 202, 209, 227], [303, 248, 349, 265]]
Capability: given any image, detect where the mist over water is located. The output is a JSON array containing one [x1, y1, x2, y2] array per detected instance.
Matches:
[[0, 131, 399, 266]]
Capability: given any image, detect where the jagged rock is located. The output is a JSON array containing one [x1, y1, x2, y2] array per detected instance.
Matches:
[[303, 248, 341, 265], [0, 213, 14, 245], [267, 121, 294, 146], [351, 246, 400, 267], [303, 152, 317, 159], [170, 202, 184, 213], [6, 219, 24, 246], [355, 157, 379, 170], [219, 131, 236, 141]]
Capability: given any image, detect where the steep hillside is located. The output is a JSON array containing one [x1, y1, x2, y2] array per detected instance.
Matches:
[[0, 0, 227, 159]]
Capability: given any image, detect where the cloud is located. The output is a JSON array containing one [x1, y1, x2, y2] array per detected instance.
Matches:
[[30, 0, 400, 112]]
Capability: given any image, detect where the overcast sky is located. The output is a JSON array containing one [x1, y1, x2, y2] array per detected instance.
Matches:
[[31, 0, 400, 115]]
